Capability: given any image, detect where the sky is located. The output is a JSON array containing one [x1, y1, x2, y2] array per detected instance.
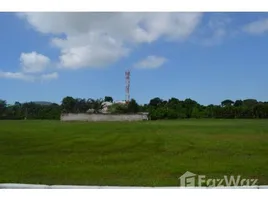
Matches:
[[1, 12, 268, 105]]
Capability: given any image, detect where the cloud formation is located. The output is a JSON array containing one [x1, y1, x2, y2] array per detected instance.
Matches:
[[0, 50, 57, 82], [243, 18, 268, 35], [19, 12, 203, 69], [0, 71, 58, 82], [40, 72, 58, 81], [134, 56, 167, 69], [16, 12, 268, 76], [193, 13, 233, 46], [0, 71, 35, 81], [20, 51, 50, 73]]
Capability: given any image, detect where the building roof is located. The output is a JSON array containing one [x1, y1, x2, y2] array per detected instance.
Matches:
[[102, 101, 113, 106]]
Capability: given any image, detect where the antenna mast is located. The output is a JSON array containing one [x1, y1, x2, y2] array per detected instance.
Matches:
[[125, 69, 130, 103]]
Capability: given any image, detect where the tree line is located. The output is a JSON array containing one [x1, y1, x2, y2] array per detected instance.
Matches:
[[1, 96, 268, 120], [0, 100, 61, 120], [144, 98, 268, 120]]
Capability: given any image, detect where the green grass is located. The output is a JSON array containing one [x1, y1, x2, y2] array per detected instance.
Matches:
[[0, 119, 268, 186]]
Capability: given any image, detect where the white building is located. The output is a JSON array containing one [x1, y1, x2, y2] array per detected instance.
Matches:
[[100, 100, 127, 113], [101, 101, 114, 113]]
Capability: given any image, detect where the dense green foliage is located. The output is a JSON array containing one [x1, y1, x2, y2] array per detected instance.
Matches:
[[144, 97, 268, 120], [0, 100, 61, 120], [104, 96, 113, 103], [1, 119, 268, 186], [1, 96, 268, 120]]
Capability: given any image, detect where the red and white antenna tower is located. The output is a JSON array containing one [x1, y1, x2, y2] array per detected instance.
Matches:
[[125, 69, 130, 103]]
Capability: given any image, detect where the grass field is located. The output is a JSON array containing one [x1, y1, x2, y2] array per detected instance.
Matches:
[[0, 119, 268, 186]]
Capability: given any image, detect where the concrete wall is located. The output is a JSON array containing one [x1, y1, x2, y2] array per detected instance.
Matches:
[[61, 113, 148, 122]]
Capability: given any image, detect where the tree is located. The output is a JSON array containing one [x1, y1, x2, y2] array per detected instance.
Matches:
[[104, 96, 113, 103], [149, 107, 167, 120], [149, 97, 163, 107], [221, 99, 234, 107], [14, 101, 21, 107], [205, 104, 215, 118], [183, 98, 198, 118], [243, 99, 258, 108], [88, 98, 105, 113], [166, 109, 178, 119], [109, 103, 128, 114], [192, 106, 201, 118], [74, 98, 89, 113], [0, 99, 7, 116], [3, 96, 268, 120], [234, 100, 243, 107], [167, 98, 180, 109], [61, 96, 77, 113], [127, 99, 139, 113]]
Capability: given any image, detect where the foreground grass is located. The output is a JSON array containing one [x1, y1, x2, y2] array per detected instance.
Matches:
[[0, 119, 268, 186]]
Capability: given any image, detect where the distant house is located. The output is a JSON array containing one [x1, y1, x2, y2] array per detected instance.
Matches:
[[114, 100, 127, 104], [86, 101, 125, 114], [101, 101, 113, 113]]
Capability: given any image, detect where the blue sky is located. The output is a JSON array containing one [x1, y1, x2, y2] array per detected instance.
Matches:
[[1, 12, 268, 105]]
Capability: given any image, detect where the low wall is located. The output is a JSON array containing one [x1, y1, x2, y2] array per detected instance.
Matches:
[[61, 113, 148, 122]]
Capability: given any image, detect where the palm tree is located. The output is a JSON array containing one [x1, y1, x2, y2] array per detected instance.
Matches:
[[87, 98, 105, 114]]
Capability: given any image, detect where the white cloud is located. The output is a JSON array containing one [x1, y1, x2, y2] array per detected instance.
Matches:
[[40, 72, 58, 81], [194, 13, 232, 46], [20, 51, 50, 73], [19, 12, 203, 69], [243, 19, 268, 35], [0, 71, 58, 82], [201, 28, 226, 46], [1, 51, 57, 82], [0, 71, 35, 81], [53, 33, 128, 69], [134, 56, 167, 69]]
